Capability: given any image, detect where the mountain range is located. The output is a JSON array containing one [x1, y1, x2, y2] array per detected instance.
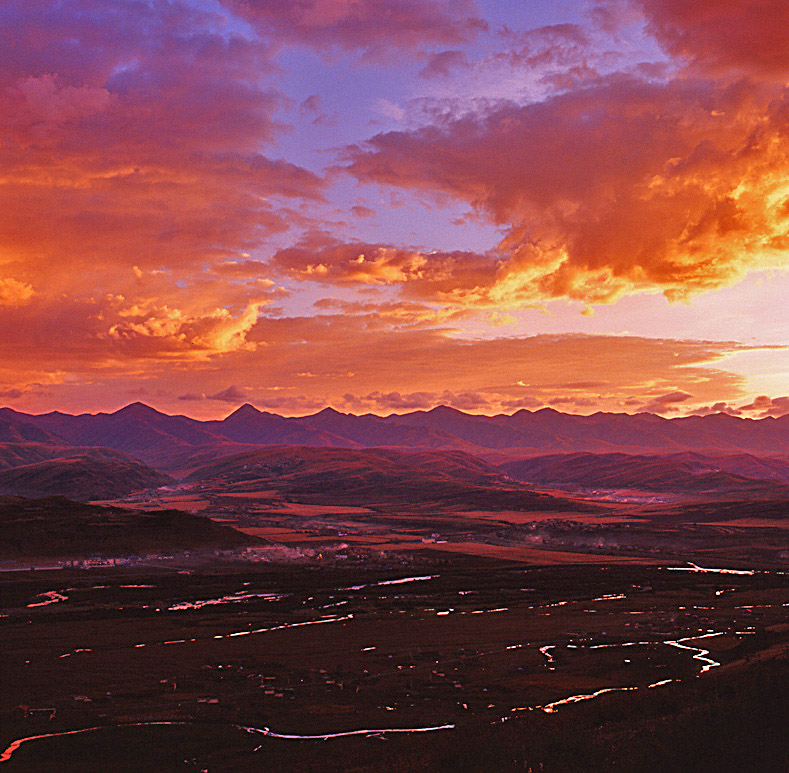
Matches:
[[1, 402, 789, 501], [2, 402, 789, 464]]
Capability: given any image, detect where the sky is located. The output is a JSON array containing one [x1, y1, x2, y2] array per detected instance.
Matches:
[[1, 0, 789, 419]]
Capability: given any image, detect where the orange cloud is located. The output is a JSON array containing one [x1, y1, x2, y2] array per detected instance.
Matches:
[[106, 299, 266, 359], [738, 395, 789, 418], [0, 0, 324, 298], [1, 0, 786, 421], [345, 73, 789, 305], [688, 402, 742, 417], [0, 291, 271, 388], [0, 278, 34, 307], [9, 74, 114, 124], [178, 385, 249, 403], [0, 0, 335, 396], [0, 288, 765, 417], [341, 389, 493, 413], [637, 390, 694, 414], [193, 322, 757, 417], [271, 232, 494, 297], [220, 0, 486, 58], [634, 0, 789, 79], [311, 297, 466, 327]]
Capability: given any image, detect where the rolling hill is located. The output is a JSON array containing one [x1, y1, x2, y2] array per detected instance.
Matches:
[[0, 456, 170, 501], [501, 452, 789, 497], [0, 441, 149, 469], [185, 445, 590, 510]]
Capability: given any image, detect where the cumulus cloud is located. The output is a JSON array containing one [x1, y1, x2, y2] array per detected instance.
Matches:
[[341, 391, 434, 411], [638, 390, 694, 414], [271, 232, 496, 299], [297, 93, 337, 127], [108, 300, 265, 358], [345, 73, 789, 305], [499, 396, 543, 410], [0, 278, 34, 306], [0, 0, 325, 293], [350, 205, 375, 218], [737, 395, 789, 418], [687, 401, 742, 417], [220, 0, 486, 58], [178, 385, 249, 403], [419, 50, 470, 79], [338, 0, 789, 307], [211, 385, 250, 403], [0, 297, 760, 416], [633, 0, 789, 79], [9, 74, 114, 125], [2, 0, 787, 420]]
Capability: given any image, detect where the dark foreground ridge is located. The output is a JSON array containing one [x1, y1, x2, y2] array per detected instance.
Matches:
[[0, 496, 259, 559]]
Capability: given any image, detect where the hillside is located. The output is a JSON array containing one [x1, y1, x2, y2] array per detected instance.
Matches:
[[502, 452, 789, 498], [0, 442, 146, 469], [0, 415, 64, 444], [0, 455, 170, 501], [185, 445, 589, 510], [0, 496, 260, 559]]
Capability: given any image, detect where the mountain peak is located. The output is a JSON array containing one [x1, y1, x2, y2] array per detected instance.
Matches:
[[313, 407, 346, 418], [226, 403, 263, 421], [113, 402, 163, 419], [426, 405, 466, 417]]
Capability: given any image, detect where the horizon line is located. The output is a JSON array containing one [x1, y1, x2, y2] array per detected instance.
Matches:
[[0, 400, 776, 424]]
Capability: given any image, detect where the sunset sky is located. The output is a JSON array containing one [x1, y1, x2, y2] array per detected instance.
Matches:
[[2, 0, 789, 418]]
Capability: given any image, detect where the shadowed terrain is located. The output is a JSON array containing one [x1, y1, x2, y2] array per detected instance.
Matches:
[[0, 496, 259, 559], [0, 456, 170, 502]]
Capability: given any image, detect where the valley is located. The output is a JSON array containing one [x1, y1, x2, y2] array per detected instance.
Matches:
[[2, 557, 789, 771], [1, 403, 789, 770]]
